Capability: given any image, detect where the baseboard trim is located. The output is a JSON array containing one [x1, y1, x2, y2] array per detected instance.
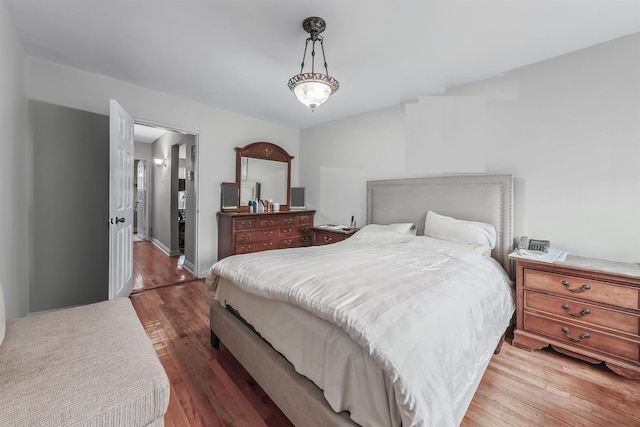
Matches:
[[151, 238, 171, 255]]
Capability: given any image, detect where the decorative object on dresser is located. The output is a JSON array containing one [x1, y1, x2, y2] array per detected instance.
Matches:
[[510, 254, 640, 379], [290, 187, 306, 210], [220, 182, 239, 211], [235, 141, 292, 210], [217, 211, 315, 259], [312, 225, 358, 246]]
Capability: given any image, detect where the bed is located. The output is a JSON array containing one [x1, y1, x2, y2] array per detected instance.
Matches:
[[207, 174, 514, 427]]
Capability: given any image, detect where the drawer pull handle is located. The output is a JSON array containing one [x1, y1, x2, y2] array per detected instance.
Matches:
[[301, 227, 310, 233], [561, 280, 591, 293], [561, 304, 591, 318], [323, 236, 333, 243], [561, 327, 590, 342], [241, 233, 252, 241], [283, 239, 292, 246], [241, 221, 253, 228], [284, 218, 294, 224], [264, 231, 273, 238]]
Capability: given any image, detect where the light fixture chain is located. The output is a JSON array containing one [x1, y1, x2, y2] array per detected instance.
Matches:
[[310, 38, 316, 74], [299, 39, 309, 74], [320, 39, 330, 76]]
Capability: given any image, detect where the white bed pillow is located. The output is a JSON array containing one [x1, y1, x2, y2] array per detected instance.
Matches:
[[422, 235, 493, 258], [358, 223, 415, 234], [0, 280, 5, 346], [424, 211, 497, 249]]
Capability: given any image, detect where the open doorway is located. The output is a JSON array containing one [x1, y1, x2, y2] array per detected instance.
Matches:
[[132, 123, 199, 292], [134, 159, 148, 242]]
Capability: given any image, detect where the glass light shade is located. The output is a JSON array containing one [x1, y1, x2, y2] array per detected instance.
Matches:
[[154, 158, 165, 167], [288, 73, 339, 110], [294, 80, 332, 110]]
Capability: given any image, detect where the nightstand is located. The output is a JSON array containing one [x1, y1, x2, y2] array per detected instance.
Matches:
[[510, 253, 640, 379], [312, 226, 358, 246]]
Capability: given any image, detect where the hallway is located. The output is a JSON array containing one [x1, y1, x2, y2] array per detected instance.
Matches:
[[133, 241, 197, 293]]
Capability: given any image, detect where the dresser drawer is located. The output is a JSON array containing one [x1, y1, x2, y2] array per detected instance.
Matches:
[[279, 235, 312, 249], [235, 229, 277, 244], [524, 312, 639, 363], [524, 291, 640, 336], [259, 215, 297, 228], [235, 240, 278, 254], [234, 217, 259, 230], [524, 269, 639, 310], [297, 214, 313, 225]]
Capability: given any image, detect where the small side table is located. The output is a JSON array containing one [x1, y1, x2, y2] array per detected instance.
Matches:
[[312, 226, 359, 246]]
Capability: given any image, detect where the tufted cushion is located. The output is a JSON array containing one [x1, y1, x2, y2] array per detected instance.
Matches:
[[0, 298, 169, 426]]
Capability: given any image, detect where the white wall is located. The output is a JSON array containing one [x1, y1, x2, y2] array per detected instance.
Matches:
[[27, 57, 300, 276], [0, 0, 28, 319], [300, 33, 640, 264]]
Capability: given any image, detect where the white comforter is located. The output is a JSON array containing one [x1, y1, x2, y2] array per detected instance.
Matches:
[[207, 231, 514, 427]]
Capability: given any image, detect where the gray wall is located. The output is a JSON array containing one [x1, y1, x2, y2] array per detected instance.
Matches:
[[29, 100, 109, 312], [0, 0, 29, 319]]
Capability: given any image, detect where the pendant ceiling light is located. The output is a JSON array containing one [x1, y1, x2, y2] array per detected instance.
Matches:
[[288, 17, 339, 111]]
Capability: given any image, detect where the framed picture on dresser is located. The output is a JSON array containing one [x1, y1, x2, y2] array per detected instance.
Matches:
[[220, 182, 239, 211]]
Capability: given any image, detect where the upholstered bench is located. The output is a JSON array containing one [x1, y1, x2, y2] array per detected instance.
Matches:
[[0, 294, 170, 426]]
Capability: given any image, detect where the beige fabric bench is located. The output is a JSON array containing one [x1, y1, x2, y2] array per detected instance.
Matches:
[[0, 293, 170, 427]]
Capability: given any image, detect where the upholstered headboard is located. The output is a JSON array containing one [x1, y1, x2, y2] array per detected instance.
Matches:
[[366, 175, 513, 276]]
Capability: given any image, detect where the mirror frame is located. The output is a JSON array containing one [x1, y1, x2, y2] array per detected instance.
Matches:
[[235, 141, 293, 211]]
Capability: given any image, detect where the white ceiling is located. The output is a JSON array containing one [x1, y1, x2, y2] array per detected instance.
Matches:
[[6, 1, 640, 129], [134, 124, 167, 144]]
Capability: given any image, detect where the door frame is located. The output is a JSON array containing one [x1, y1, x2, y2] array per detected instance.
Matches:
[[134, 119, 200, 276]]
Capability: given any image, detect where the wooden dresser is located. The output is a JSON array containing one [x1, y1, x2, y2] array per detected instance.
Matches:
[[511, 254, 640, 379], [217, 211, 315, 260]]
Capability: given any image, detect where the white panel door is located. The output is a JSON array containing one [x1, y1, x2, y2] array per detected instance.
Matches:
[[136, 160, 147, 240], [109, 99, 134, 299]]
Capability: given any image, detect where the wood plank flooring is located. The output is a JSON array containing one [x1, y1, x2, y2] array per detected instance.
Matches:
[[131, 281, 640, 426], [133, 241, 196, 292]]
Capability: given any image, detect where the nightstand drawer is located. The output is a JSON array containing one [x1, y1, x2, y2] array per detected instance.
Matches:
[[524, 291, 640, 336], [524, 312, 639, 363], [524, 269, 639, 310], [314, 230, 346, 246]]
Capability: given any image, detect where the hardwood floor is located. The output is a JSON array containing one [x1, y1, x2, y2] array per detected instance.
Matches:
[[130, 280, 292, 427], [133, 240, 196, 292], [131, 281, 640, 427]]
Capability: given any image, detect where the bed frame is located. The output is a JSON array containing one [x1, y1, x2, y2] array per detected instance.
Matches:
[[211, 174, 514, 427]]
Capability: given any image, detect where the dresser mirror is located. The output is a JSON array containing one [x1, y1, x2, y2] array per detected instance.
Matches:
[[235, 141, 292, 210]]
